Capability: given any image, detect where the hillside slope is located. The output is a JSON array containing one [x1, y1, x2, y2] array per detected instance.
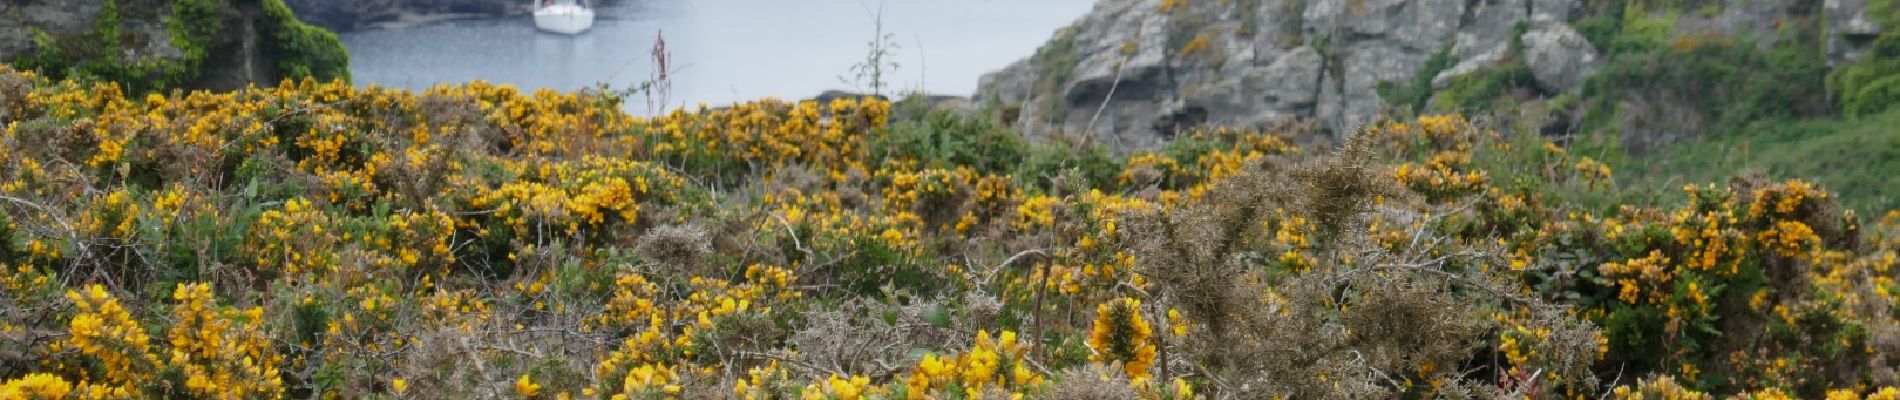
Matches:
[[0, 64, 1896, 397]]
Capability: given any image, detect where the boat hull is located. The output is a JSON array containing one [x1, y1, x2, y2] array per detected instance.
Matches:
[[534, 5, 594, 34]]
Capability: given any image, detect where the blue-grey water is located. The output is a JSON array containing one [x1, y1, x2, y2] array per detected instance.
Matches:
[[338, 0, 1094, 112]]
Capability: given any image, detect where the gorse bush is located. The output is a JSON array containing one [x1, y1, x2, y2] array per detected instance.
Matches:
[[0, 65, 1896, 399], [872, 109, 1025, 177]]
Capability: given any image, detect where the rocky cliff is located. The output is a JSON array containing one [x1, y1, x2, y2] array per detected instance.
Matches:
[[978, 0, 1883, 147], [0, 0, 348, 93]]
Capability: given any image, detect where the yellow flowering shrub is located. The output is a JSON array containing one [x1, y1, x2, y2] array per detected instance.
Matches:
[[1089, 298, 1157, 380], [0, 64, 1895, 399], [1609, 376, 1715, 400], [60, 285, 158, 388]]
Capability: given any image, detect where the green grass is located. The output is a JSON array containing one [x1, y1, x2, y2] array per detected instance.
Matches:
[[1592, 110, 1900, 213]]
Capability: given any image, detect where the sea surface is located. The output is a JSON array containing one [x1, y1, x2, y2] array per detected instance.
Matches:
[[338, 0, 1094, 113]]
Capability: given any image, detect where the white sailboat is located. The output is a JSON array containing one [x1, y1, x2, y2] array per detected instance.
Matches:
[[534, 0, 595, 34]]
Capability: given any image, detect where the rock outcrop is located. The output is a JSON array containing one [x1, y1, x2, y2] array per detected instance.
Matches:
[[0, 0, 347, 93], [1827, 0, 1884, 63], [977, 0, 1882, 147], [1521, 24, 1599, 93]]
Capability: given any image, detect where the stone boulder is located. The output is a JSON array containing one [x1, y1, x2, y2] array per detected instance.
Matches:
[[1521, 24, 1601, 94], [1827, 0, 1883, 65]]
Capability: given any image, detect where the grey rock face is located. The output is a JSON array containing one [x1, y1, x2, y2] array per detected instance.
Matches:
[[1531, 0, 1581, 22], [1828, 0, 1883, 65], [975, 0, 1585, 146], [1434, 45, 1507, 88], [1521, 24, 1600, 93], [1303, 0, 1471, 130], [976, 59, 1037, 107], [0, 2, 105, 61], [0, 0, 310, 91], [977, 0, 1878, 149]]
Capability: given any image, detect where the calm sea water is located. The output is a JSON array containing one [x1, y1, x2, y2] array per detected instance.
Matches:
[[338, 0, 1094, 112]]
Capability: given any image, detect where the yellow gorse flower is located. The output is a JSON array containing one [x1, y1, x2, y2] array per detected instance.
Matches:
[[1088, 297, 1157, 380], [0, 373, 74, 399]]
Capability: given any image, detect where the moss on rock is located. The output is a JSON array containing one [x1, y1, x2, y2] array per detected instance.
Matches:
[[7, 0, 348, 94], [260, 0, 349, 83]]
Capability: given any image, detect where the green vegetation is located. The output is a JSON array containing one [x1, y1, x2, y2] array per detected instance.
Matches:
[[1831, 33, 1900, 117], [875, 108, 1027, 175], [1375, 47, 1455, 114], [10, 0, 348, 94], [169, 0, 223, 69], [15, 0, 196, 94], [1588, 108, 1900, 212], [1430, 59, 1537, 113], [1522, 0, 1882, 212], [1580, 37, 1830, 139], [1379, 22, 1538, 115], [878, 106, 1122, 190], [259, 0, 351, 82], [1029, 27, 1081, 118]]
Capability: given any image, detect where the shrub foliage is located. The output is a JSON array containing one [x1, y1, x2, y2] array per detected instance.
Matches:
[[0, 66, 1895, 399]]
